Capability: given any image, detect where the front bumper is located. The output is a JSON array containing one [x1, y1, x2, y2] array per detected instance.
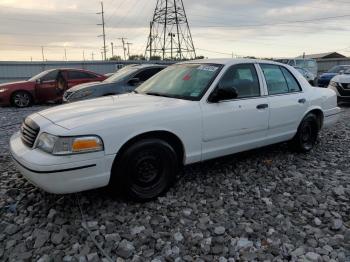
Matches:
[[9, 132, 115, 194]]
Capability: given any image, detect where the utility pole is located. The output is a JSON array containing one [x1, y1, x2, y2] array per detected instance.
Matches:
[[91, 52, 95, 61], [126, 42, 133, 60], [83, 50, 86, 61], [118, 37, 127, 60], [41, 46, 45, 62], [111, 42, 114, 57], [149, 22, 153, 59], [64, 48, 67, 61], [97, 1, 107, 60], [168, 33, 175, 59]]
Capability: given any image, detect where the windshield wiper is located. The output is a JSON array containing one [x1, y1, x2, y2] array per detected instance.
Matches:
[[145, 92, 174, 98]]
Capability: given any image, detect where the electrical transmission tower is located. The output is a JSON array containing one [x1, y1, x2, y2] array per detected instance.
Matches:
[[145, 0, 196, 60]]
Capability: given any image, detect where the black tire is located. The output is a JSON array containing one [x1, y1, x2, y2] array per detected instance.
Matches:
[[111, 139, 179, 202], [11, 91, 33, 108], [289, 113, 319, 152]]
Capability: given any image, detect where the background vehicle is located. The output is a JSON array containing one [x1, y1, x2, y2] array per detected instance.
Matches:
[[328, 68, 350, 104], [10, 59, 340, 202], [318, 65, 350, 87], [64, 64, 166, 102], [294, 66, 317, 86], [277, 58, 318, 76], [0, 68, 106, 107]]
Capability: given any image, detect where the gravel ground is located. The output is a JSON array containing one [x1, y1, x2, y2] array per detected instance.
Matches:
[[0, 105, 349, 262]]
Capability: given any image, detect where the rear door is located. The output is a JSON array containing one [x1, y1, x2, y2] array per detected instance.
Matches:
[[259, 64, 308, 141], [35, 69, 59, 102]]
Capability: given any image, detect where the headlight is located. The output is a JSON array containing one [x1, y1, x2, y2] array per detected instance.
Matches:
[[71, 90, 94, 99], [329, 81, 338, 88], [36, 133, 103, 155], [0, 88, 8, 93]]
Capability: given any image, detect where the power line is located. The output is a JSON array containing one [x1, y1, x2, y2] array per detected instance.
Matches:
[[193, 14, 350, 29]]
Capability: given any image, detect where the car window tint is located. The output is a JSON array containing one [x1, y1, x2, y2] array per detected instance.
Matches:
[[281, 67, 301, 92], [41, 70, 59, 81], [218, 64, 260, 99], [261, 64, 289, 95], [134, 68, 164, 82], [68, 71, 96, 80]]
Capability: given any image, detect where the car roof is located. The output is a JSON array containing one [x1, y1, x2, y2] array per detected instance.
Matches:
[[180, 58, 284, 67], [130, 64, 167, 69]]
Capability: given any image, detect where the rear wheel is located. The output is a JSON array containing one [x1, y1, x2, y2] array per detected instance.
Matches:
[[111, 139, 179, 202], [11, 91, 33, 108], [289, 113, 319, 152]]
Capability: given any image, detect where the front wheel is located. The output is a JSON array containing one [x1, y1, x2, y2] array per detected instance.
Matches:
[[111, 139, 179, 202], [11, 91, 33, 108], [289, 113, 319, 152]]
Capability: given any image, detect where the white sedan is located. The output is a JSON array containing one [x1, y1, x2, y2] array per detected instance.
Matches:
[[10, 59, 340, 201]]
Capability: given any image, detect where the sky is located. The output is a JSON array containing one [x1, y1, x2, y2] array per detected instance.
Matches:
[[0, 0, 350, 61]]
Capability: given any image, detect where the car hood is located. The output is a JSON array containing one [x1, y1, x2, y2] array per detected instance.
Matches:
[[320, 73, 337, 79], [68, 81, 106, 92], [331, 74, 350, 83], [0, 80, 34, 88], [37, 93, 193, 130]]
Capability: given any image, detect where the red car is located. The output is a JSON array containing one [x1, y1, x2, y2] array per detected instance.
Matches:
[[0, 68, 107, 107]]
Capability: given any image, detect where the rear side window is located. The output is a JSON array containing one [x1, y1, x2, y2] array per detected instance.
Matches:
[[261, 64, 289, 95], [261, 64, 301, 94], [68, 71, 97, 80], [134, 68, 164, 82], [218, 63, 260, 98], [281, 67, 301, 92]]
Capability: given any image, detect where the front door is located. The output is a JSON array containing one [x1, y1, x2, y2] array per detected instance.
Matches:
[[35, 69, 59, 102], [201, 63, 269, 161]]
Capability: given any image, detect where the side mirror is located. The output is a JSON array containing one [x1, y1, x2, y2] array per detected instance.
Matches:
[[128, 78, 140, 86], [339, 70, 345, 75], [36, 79, 42, 84], [209, 86, 238, 103]]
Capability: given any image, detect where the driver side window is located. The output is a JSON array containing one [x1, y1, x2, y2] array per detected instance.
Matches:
[[41, 70, 59, 82], [218, 64, 260, 99]]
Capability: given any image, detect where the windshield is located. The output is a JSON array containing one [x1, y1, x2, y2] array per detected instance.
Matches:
[[28, 69, 55, 81], [328, 66, 350, 73], [104, 67, 138, 83], [136, 63, 222, 100]]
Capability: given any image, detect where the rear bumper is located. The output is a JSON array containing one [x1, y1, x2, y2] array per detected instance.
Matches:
[[10, 132, 115, 194], [323, 107, 341, 128]]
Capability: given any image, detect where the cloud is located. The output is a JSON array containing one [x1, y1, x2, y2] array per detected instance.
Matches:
[[0, 0, 349, 60]]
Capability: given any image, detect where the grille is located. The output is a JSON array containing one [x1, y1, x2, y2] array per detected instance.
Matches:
[[340, 83, 350, 89], [21, 118, 40, 148]]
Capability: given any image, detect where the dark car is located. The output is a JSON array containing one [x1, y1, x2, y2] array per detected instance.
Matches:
[[63, 64, 166, 102], [0, 68, 107, 107], [318, 65, 350, 87]]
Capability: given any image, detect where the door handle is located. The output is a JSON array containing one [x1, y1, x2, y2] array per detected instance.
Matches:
[[298, 98, 306, 104], [256, 104, 269, 110]]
